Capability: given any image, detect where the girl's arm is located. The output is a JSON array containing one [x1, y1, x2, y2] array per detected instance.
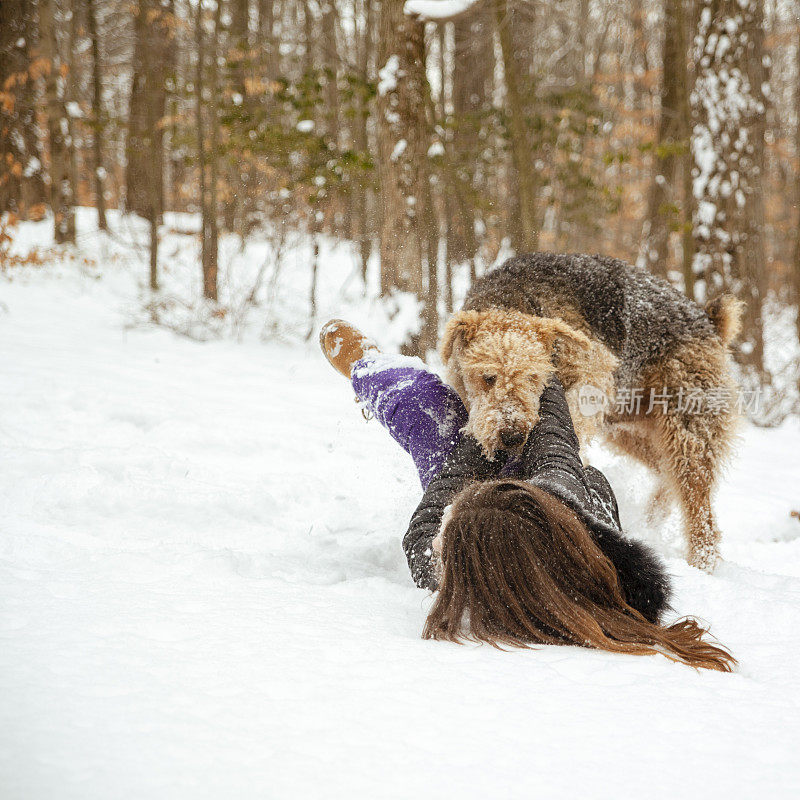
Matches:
[[520, 375, 593, 509], [403, 435, 505, 590], [522, 377, 671, 622]]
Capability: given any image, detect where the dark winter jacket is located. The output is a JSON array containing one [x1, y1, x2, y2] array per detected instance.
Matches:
[[402, 377, 671, 623]]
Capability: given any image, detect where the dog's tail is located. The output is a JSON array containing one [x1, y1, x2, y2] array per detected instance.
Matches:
[[705, 295, 744, 346]]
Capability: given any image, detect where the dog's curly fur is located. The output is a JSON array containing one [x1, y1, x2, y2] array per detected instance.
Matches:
[[441, 252, 742, 572]]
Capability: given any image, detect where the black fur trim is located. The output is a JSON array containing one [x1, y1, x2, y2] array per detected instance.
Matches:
[[594, 530, 671, 623]]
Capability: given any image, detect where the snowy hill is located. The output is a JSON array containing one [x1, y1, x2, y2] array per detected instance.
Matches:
[[1, 213, 799, 799]]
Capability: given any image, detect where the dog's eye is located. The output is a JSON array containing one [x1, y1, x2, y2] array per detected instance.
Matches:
[[482, 375, 497, 388]]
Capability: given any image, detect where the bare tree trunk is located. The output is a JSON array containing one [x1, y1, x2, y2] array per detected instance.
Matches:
[[206, 0, 222, 301], [450, 4, 491, 273], [577, 0, 590, 84], [376, 3, 428, 299], [418, 50, 440, 352], [422, 181, 439, 351], [303, 0, 316, 75], [196, 0, 209, 297], [0, 0, 47, 215], [252, 0, 275, 210], [0, 1, 25, 214], [352, 0, 374, 290], [494, 0, 538, 252], [794, 5, 800, 348], [680, 139, 696, 299], [87, 0, 107, 230], [438, 23, 454, 313], [259, 0, 276, 77], [322, 1, 340, 144], [20, 5, 47, 214], [692, 0, 767, 376], [137, 0, 175, 289], [322, 0, 343, 236], [126, 0, 169, 219], [167, 67, 184, 213], [739, 0, 768, 375], [451, 5, 492, 281], [149, 199, 159, 290], [66, 0, 80, 222], [230, 0, 250, 233], [629, 4, 652, 111], [39, 0, 76, 243], [640, 0, 687, 278], [307, 223, 320, 338], [127, 1, 149, 215], [680, 3, 696, 301], [146, 29, 160, 290], [443, 209, 453, 313], [194, 0, 219, 302]]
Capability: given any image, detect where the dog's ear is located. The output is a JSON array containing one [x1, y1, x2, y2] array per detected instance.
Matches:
[[440, 310, 485, 363], [527, 317, 593, 354]]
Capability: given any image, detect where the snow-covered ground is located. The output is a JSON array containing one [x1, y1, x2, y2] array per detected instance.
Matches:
[[1, 213, 800, 799]]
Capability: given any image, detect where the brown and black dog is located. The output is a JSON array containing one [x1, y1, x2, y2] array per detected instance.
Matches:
[[441, 252, 742, 572]]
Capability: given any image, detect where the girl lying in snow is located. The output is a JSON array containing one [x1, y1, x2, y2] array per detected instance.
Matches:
[[320, 319, 735, 672]]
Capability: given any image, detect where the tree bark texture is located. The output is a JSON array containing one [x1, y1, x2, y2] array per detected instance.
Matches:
[[0, 0, 47, 215], [39, 0, 76, 243], [640, 0, 691, 280], [691, 0, 767, 373], [126, 0, 170, 219], [494, 0, 539, 252], [87, 0, 107, 229], [376, 2, 431, 298]]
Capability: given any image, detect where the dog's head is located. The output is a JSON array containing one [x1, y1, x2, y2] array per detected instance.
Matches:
[[441, 309, 592, 457]]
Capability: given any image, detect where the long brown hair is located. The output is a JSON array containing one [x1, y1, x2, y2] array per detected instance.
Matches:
[[424, 480, 735, 672]]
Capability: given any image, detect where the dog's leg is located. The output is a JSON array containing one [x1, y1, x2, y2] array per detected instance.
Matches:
[[655, 412, 724, 571], [635, 335, 740, 569]]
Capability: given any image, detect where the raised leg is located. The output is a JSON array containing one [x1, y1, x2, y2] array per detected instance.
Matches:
[[351, 354, 468, 489]]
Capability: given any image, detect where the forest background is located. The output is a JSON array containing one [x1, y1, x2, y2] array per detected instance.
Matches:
[[2, 0, 800, 422]]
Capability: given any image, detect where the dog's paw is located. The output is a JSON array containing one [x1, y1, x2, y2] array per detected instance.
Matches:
[[688, 543, 721, 573]]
